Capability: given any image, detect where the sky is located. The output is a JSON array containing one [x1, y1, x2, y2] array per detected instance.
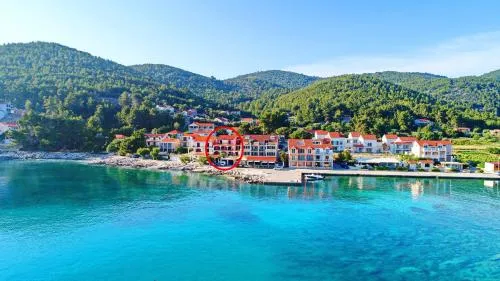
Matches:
[[1, 0, 500, 79]]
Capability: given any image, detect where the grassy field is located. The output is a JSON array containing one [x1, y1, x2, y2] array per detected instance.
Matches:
[[452, 138, 499, 167]]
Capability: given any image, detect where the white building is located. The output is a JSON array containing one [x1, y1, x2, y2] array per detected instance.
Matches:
[[312, 131, 346, 152], [410, 140, 452, 161], [188, 122, 215, 134], [390, 136, 417, 154], [484, 162, 500, 174]]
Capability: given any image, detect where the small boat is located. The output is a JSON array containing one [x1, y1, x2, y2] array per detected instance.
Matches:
[[305, 174, 324, 181]]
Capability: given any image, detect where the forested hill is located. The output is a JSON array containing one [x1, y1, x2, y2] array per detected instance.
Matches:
[[130, 64, 233, 95], [243, 75, 499, 135], [367, 71, 499, 114], [0, 42, 207, 109], [481, 69, 500, 80], [131, 65, 320, 104], [225, 70, 320, 93]]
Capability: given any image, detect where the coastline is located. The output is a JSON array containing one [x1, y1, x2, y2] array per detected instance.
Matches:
[[1, 151, 499, 184]]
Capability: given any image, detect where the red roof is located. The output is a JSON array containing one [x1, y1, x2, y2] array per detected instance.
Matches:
[[0, 122, 18, 128], [288, 139, 332, 149], [244, 134, 278, 142], [115, 134, 126, 139], [162, 138, 180, 143], [349, 132, 361, 137], [416, 140, 451, 146], [243, 156, 277, 162], [397, 136, 417, 142], [328, 132, 344, 138], [167, 130, 182, 134], [240, 118, 255, 122], [361, 134, 377, 140], [216, 135, 238, 140], [314, 130, 329, 135], [384, 134, 398, 139]]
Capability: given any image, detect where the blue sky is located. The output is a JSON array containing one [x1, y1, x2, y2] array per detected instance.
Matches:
[[1, 0, 500, 78]]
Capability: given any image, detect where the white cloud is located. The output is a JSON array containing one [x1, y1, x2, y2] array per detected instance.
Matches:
[[284, 31, 500, 78]]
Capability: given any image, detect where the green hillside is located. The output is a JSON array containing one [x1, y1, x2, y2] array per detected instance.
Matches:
[[368, 71, 499, 114], [244, 75, 499, 135], [131, 66, 320, 104], [0, 42, 209, 151]]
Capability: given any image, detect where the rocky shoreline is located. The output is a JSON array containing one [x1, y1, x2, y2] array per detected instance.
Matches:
[[88, 155, 268, 183]]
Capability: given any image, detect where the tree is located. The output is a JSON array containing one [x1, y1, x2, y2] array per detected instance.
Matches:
[[259, 110, 289, 133], [289, 128, 312, 139], [150, 147, 160, 160], [137, 147, 150, 158], [106, 139, 123, 153]]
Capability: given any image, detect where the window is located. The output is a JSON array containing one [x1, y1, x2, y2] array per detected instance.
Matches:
[[291, 149, 296, 153]]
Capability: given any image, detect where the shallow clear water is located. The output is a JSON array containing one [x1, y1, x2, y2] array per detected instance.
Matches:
[[0, 161, 499, 281]]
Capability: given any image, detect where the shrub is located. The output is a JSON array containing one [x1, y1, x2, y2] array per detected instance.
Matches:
[[175, 147, 188, 154], [136, 147, 150, 158], [198, 156, 208, 165], [180, 154, 191, 164], [396, 166, 407, 171], [106, 139, 123, 153], [431, 168, 441, 172], [417, 168, 425, 172], [150, 147, 160, 160]]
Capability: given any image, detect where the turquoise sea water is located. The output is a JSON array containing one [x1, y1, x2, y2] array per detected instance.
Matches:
[[0, 161, 499, 281]]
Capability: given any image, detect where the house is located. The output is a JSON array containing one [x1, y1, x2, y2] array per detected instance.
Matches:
[[211, 134, 242, 157], [327, 132, 346, 152], [346, 133, 381, 153], [145, 133, 167, 147], [484, 162, 500, 174], [188, 122, 215, 134], [455, 127, 471, 135], [0, 122, 17, 136], [346, 132, 361, 151], [114, 134, 126, 140], [159, 138, 181, 153], [166, 130, 183, 139], [155, 105, 175, 113], [359, 134, 381, 153], [240, 117, 258, 125], [214, 117, 230, 125], [414, 118, 434, 126], [391, 136, 417, 154], [406, 159, 434, 171], [381, 134, 398, 151], [187, 134, 212, 155], [241, 134, 279, 168], [411, 140, 452, 162], [288, 139, 333, 168]]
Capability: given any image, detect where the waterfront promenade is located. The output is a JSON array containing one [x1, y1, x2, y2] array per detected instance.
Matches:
[[254, 168, 500, 185]]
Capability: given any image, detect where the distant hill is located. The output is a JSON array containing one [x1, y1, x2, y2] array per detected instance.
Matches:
[[367, 71, 499, 114], [130, 64, 233, 94], [481, 69, 500, 80], [225, 70, 320, 92], [244, 74, 498, 135], [0, 42, 207, 108], [131, 66, 320, 104]]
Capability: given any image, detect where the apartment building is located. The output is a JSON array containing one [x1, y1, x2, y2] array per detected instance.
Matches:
[[411, 140, 452, 161], [188, 122, 215, 134], [241, 134, 279, 168], [390, 136, 417, 154], [288, 139, 333, 168]]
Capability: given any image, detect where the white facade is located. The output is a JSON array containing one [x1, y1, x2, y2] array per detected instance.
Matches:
[[410, 140, 452, 161]]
